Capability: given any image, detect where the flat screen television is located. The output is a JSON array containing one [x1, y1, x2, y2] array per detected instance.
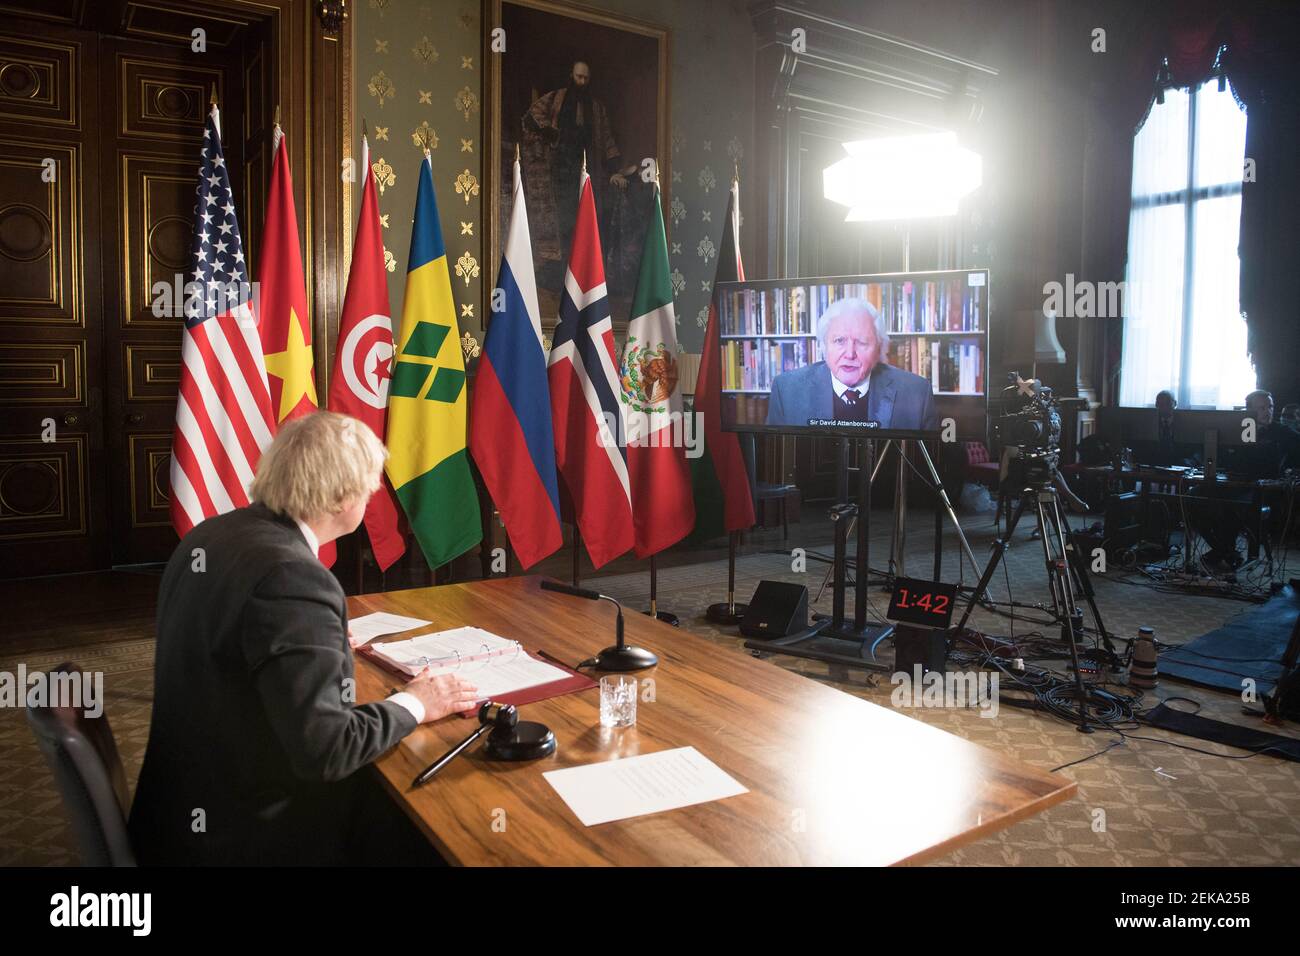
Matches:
[[716, 268, 989, 438]]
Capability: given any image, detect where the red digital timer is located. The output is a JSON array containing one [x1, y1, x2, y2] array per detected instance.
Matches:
[[886, 577, 959, 629]]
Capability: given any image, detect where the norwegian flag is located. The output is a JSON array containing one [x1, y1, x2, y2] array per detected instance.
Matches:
[[546, 168, 633, 568], [168, 104, 275, 537]]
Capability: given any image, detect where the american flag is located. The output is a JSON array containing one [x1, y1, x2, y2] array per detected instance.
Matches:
[[168, 104, 275, 536]]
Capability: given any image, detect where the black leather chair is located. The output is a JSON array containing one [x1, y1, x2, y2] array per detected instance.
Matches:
[[25, 662, 136, 866]]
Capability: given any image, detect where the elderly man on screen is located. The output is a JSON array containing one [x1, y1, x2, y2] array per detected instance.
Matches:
[[130, 412, 480, 865], [765, 297, 938, 430]]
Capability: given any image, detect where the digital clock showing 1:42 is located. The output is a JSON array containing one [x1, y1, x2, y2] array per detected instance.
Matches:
[[887, 576, 959, 629]]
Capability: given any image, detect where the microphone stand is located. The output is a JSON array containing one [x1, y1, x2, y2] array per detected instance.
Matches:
[[540, 579, 658, 671]]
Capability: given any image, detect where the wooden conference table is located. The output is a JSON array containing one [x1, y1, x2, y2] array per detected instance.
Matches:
[[350, 576, 1076, 866]]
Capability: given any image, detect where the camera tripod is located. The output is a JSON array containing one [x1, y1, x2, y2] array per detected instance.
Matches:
[[955, 475, 1119, 733]]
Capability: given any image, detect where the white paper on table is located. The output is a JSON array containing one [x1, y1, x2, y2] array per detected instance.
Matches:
[[347, 612, 432, 646], [441, 653, 569, 698], [542, 747, 749, 827]]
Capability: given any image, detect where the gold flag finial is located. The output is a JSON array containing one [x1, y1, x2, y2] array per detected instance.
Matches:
[[210, 85, 218, 106], [582, 149, 587, 174], [274, 104, 281, 127], [733, 161, 739, 185], [361, 117, 368, 139], [515, 142, 520, 164]]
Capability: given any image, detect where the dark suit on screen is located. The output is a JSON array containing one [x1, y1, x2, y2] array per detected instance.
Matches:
[[765, 361, 938, 431], [128, 503, 417, 865]]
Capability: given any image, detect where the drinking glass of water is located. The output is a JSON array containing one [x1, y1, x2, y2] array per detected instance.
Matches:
[[599, 675, 637, 728]]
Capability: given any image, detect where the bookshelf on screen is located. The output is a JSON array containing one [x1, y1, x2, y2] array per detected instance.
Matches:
[[716, 268, 989, 438]]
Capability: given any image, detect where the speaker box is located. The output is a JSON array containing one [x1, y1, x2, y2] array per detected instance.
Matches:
[[893, 624, 949, 675], [739, 581, 809, 639]]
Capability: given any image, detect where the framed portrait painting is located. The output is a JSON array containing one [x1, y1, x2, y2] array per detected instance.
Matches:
[[485, 0, 671, 328]]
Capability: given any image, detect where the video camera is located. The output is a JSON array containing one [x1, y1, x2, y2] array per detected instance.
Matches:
[[992, 372, 1063, 486]]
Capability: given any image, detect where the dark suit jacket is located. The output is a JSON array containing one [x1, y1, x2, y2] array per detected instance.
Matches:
[[765, 362, 938, 431], [128, 503, 417, 865]]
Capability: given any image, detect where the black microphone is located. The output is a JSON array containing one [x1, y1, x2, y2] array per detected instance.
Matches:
[[540, 579, 658, 671]]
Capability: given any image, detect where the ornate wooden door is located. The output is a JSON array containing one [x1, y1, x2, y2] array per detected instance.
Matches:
[[98, 34, 243, 565], [0, 19, 107, 575]]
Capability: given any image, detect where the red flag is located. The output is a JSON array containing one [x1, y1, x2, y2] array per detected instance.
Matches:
[[546, 168, 634, 568], [689, 177, 755, 541], [257, 126, 317, 424], [328, 133, 406, 571], [255, 125, 336, 564]]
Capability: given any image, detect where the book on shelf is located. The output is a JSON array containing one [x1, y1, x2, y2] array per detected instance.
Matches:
[[885, 338, 984, 395], [890, 277, 984, 334], [723, 336, 815, 391]]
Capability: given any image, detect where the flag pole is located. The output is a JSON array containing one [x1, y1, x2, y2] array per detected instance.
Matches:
[[572, 525, 581, 587], [706, 532, 748, 624], [643, 553, 680, 627], [705, 164, 750, 626]]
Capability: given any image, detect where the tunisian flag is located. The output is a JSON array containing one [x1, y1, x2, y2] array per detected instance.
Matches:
[[327, 132, 405, 571], [255, 123, 337, 565], [689, 176, 755, 541]]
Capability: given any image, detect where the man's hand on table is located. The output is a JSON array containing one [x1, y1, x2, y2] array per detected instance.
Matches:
[[404, 669, 481, 723]]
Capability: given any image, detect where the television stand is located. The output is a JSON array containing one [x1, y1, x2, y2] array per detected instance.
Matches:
[[745, 438, 894, 674]]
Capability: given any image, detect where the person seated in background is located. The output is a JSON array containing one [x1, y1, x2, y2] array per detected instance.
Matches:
[[1133, 389, 1186, 466], [1280, 403, 1300, 431], [1196, 390, 1298, 572], [1224, 389, 1300, 479], [1156, 389, 1177, 445], [765, 297, 938, 431], [129, 412, 481, 866]]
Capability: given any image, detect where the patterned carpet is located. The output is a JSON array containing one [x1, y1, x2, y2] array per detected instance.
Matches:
[[3, 513, 1298, 866]]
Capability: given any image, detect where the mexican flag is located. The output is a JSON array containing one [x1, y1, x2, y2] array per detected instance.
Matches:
[[689, 177, 755, 542], [620, 181, 695, 558]]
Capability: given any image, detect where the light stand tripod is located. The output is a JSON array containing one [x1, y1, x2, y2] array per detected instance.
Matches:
[[954, 467, 1117, 733]]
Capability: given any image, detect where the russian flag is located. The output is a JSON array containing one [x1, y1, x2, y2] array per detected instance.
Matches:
[[468, 155, 563, 568]]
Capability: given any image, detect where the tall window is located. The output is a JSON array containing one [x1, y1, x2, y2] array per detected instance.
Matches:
[[1119, 75, 1254, 409]]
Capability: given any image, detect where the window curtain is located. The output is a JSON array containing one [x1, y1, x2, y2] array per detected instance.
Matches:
[[1118, 89, 1187, 407], [1088, 1, 1300, 407]]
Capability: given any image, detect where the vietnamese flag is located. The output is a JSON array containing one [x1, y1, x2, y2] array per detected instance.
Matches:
[[256, 123, 337, 565], [327, 129, 406, 571], [257, 126, 316, 423]]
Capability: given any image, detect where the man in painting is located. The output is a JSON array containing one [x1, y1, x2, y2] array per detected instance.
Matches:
[[521, 60, 640, 267]]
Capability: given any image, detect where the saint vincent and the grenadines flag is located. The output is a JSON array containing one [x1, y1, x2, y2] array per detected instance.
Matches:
[[385, 152, 482, 568], [690, 177, 755, 541], [620, 180, 695, 557], [468, 155, 563, 569]]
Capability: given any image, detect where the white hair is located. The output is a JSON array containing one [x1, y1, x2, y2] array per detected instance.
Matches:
[[250, 411, 387, 522], [816, 297, 890, 354]]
